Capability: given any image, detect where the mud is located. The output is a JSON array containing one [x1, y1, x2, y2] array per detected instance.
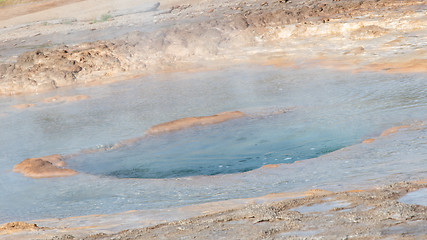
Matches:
[[13, 154, 77, 178], [0, 0, 425, 95]]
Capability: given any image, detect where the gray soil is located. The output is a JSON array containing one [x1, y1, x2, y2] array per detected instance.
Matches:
[[55, 181, 427, 239]]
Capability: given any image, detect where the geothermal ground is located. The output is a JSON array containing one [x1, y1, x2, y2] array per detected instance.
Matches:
[[0, 0, 426, 239], [0, 0, 425, 95]]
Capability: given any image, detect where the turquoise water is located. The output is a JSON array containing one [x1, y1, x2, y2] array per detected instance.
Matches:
[[67, 112, 351, 178], [0, 65, 426, 222]]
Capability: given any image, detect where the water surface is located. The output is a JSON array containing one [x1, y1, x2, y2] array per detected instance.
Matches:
[[0, 65, 426, 222]]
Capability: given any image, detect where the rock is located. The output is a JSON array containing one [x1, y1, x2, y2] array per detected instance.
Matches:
[[261, 164, 279, 168], [145, 111, 246, 135], [363, 126, 409, 143], [0, 222, 39, 234], [380, 125, 409, 137], [13, 154, 77, 178], [362, 138, 375, 144], [1, 0, 424, 95]]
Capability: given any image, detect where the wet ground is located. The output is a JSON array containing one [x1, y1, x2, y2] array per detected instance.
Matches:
[[83, 181, 427, 240], [0, 0, 426, 239]]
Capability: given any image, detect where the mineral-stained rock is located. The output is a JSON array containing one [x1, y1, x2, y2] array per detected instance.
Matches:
[[145, 111, 246, 135], [0, 221, 39, 234], [1, 0, 422, 95], [260, 164, 279, 168], [13, 154, 77, 178], [362, 138, 375, 144], [362, 125, 409, 143], [380, 125, 409, 137]]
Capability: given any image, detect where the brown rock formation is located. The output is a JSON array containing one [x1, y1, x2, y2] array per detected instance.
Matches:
[[0, 221, 40, 234], [13, 154, 77, 178], [1, 0, 423, 95], [145, 111, 246, 135]]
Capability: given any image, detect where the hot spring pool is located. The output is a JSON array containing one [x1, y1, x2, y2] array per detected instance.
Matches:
[[0, 65, 426, 222]]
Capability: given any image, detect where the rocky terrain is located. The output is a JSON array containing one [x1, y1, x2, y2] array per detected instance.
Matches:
[[2, 181, 426, 239], [0, 0, 425, 95], [82, 181, 427, 240]]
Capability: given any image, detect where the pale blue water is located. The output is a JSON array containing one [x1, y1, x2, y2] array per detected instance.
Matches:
[[399, 189, 427, 206], [0, 65, 426, 223], [290, 201, 350, 213], [68, 113, 350, 178]]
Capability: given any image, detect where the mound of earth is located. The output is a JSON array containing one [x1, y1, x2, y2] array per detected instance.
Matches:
[[13, 154, 77, 178], [0, 221, 39, 234]]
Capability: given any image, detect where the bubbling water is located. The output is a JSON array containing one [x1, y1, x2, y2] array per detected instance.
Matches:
[[67, 113, 351, 179], [0, 65, 426, 223]]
